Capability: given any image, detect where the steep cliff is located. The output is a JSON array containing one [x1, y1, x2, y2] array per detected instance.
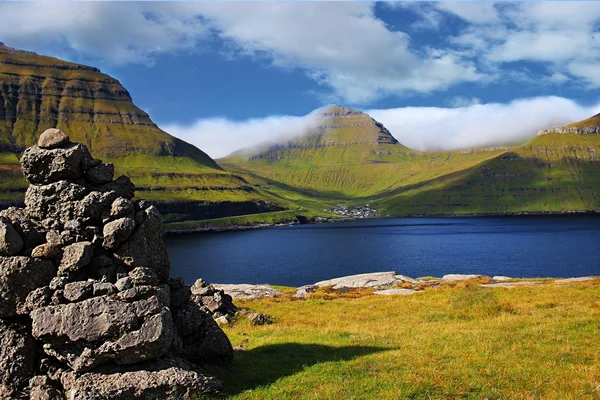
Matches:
[[0, 44, 279, 221]]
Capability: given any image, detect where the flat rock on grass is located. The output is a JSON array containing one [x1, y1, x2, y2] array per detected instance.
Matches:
[[212, 284, 283, 300], [313, 271, 400, 290], [554, 277, 596, 284], [441, 274, 486, 282], [374, 288, 417, 296]]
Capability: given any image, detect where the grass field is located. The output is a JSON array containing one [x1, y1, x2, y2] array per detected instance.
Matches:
[[204, 279, 600, 399]]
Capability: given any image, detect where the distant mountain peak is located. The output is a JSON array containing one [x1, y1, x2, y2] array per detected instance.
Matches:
[[314, 104, 399, 146]]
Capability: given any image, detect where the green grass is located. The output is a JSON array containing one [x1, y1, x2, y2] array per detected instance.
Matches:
[[201, 279, 600, 399]]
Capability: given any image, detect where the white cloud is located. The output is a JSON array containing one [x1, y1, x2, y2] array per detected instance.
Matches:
[[439, 2, 600, 88], [193, 2, 484, 103], [161, 97, 600, 158], [161, 108, 326, 159], [367, 97, 600, 151], [0, 2, 484, 103], [0, 2, 210, 65], [3, 2, 600, 103]]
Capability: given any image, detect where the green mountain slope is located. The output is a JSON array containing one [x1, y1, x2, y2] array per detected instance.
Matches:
[[0, 43, 283, 221], [222, 106, 600, 217]]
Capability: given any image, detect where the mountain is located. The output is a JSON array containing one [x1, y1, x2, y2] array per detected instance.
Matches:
[[222, 107, 600, 217], [0, 43, 282, 222]]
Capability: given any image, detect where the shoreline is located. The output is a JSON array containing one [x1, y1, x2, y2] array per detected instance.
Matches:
[[164, 209, 600, 235]]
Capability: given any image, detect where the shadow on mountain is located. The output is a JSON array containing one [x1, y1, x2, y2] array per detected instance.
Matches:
[[369, 151, 600, 215], [209, 343, 389, 396]]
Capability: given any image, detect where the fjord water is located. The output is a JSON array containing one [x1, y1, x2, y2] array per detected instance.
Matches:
[[166, 216, 600, 286]]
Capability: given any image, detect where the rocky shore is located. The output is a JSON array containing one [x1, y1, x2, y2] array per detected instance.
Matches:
[[0, 129, 237, 399], [212, 272, 598, 300]]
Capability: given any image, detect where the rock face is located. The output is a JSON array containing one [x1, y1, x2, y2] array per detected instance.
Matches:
[[0, 133, 234, 398]]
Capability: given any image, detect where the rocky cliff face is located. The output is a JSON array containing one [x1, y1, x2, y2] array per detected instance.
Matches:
[[0, 129, 237, 399], [0, 44, 217, 165], [537, 126, 600, 135], [0, 44, 281, 222]]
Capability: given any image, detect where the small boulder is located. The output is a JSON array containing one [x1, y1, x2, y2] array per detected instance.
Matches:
[[21, 143, 90, 185], [110, 197, 134, 219], [29, 375, 64, 400], [114, 206, 169, 282], [0, 207, 46, 249], [102, 217, 136, 250], [21, 286, 53, 314], [32, 243, 61, 259], [37, 128, 70, 149], [60, 358, 221, 400], [85, 163, 115, 185], [0, 256, 56, 317], [247, 312, 271, 326], [63, 281, 94, 302], [129, 267, 158, 287], [115, 276, 133, 292], [0, 217, 24, 256], [93, 282, 117, 296], [58, 241, 94, 276], [0, 319, 37, 394]]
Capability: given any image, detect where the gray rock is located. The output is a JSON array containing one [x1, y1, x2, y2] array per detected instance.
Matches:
[[213, 283, 283, 300], [85, 163, 114, 185], [63, 219, 81, 232], [93, 282, 117, 296], [49, 277, 68, 291], [21, 143, 90, 184], [110, 197, 134, 219], [63, 281, 94, 302], [394, 274, 418, 284], [25, 180, 87, 221], [31, 293, 173, 372], [129, 267, 158, 286], [247, 312, 270, 325], [31, 243, 61, 259], [97, 176, 135, 200], [0, 207, 46, 249], [60, 357, 222, 400], [115, 276, 133, 292], [172, 302, 233, 365], [312, 271, 400, 290], [29, 375, 64, 400], [118, 285, 153, 301], [0, 319, 37, 394], [0, 256, 56, 317], [58, 241, 93, 276], [114, 206, 169, 282], [0, 217, 24, 256], [37, 128, 70, 149], [22, 286, 53, 313], [102, 217, 136, 250], [294, 285, 317, 298]]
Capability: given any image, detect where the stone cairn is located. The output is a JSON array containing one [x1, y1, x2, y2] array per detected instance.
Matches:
[[0, 129, 237, 399]]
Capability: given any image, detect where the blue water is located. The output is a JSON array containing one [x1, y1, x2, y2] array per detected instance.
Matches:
[[165, 216, 600, 286]]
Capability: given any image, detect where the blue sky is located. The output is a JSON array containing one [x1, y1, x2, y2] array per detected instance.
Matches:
[[2, 2, 600, 157]]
